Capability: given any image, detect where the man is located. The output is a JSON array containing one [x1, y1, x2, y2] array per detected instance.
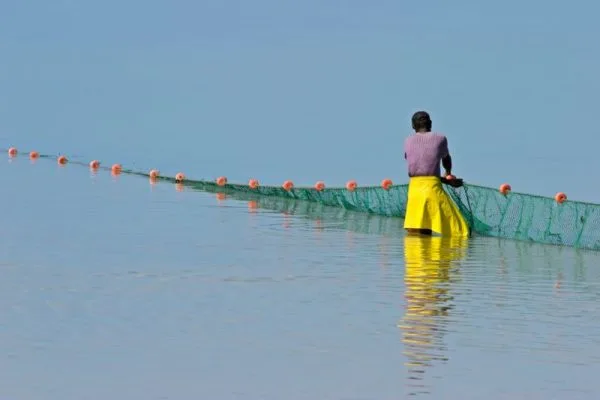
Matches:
[[403, 111, 470, 237]]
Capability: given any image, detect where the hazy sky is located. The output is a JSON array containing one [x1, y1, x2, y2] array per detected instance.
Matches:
[[1, 0, 598, 200]]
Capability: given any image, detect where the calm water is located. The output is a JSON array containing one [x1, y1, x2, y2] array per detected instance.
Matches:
[[2, 155, 600, 400]]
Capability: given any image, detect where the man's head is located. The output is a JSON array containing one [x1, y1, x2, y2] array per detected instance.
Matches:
[[411, 111, 432, 132]]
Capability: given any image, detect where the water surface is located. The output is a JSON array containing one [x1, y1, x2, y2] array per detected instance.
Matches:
[[1, 156, 600, 399]]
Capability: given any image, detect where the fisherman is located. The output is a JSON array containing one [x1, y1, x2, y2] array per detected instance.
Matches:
[[403, 111, 470, 237]]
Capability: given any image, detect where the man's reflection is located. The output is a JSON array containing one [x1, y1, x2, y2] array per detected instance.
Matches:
[[399, 234, 468, 396]]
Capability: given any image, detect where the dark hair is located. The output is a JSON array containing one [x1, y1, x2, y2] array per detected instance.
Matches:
[[411, 111, 432, 132]]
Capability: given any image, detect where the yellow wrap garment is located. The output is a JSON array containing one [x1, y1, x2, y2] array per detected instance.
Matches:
[[403, 176, 469, 237]]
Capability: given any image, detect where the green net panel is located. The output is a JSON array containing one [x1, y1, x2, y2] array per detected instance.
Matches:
[[447, 184, 600, 249], [6, 150, 600, 251], [154, 172, 600, 251]]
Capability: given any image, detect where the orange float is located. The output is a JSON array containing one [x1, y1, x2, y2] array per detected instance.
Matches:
[[29, 151, 39, 159], [8, 147, 17, 157], [314, 181, 325, 191], [381, 178, 393, 190], [248, 179, 259, 189], [555, 192, 567, 204], [346, 180, 357, 191], [282, 180, 294, 191], [89, 160, 100, 169], [499, 183, 511, 195], [57, 155, 68, 165], [149, 169, 159, 179], [216, 176, 227, 186], [175, 172, 185, 182], [111, 164, 122, 175]]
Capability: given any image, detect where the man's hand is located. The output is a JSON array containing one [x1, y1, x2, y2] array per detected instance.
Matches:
[[441, 176, 464, 188]]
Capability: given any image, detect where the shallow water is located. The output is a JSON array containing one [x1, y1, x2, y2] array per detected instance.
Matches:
[[2, 156, 600, 400]]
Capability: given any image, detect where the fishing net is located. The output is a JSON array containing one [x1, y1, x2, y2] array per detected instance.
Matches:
[[447, 184, 600, 250], [6, 150, 600, 251], [170, 177, 600, 251], [170, 175, 599, 250]]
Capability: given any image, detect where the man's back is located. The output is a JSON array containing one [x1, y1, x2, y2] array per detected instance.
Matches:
[[404, 132, 449, 177]]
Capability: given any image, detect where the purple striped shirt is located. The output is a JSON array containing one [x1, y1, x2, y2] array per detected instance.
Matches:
[[404, 132, 449, 177]]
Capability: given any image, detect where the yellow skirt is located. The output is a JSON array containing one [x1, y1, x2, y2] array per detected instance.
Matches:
[[403, 176, 469, 237]]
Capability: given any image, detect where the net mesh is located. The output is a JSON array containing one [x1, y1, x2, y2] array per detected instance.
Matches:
[[171, 175, 600, 251], [7, 151, 600, 251], [175, 178, 600, 251]]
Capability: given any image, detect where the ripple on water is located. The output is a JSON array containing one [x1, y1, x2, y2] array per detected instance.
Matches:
[[392, 233, 600, 398]]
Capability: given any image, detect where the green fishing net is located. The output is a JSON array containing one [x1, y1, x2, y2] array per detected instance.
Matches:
[[6, 150, 599, 251], [177, 178, 599, 251], [447, 184, 599, 249]]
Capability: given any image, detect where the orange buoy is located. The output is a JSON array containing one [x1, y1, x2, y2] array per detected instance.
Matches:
[[381, 178, 393, 190], [346, 180, 357, 192], [8, 147, 17, 157], [89, 160, 100, 169], [149, 169, 159, 180], [216, 176, 227, 186], [175, 172, 185, 182], [29, 151, 39, 159], [282, 180, 294, 191], [248, 179, 259, 189], [499, 183, 511, 195], [555, 192, 567, 204], [111, 164, 122, 175], [314, 181, 325, 191], [57, 155, 68, 165]]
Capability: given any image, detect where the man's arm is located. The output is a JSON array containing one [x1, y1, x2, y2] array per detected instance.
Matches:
[[441, 136, 452, 176], [442, 154, 452, 176]]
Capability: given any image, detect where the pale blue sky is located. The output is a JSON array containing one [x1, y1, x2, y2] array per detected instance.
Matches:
[[1, 0, 599, 200]]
